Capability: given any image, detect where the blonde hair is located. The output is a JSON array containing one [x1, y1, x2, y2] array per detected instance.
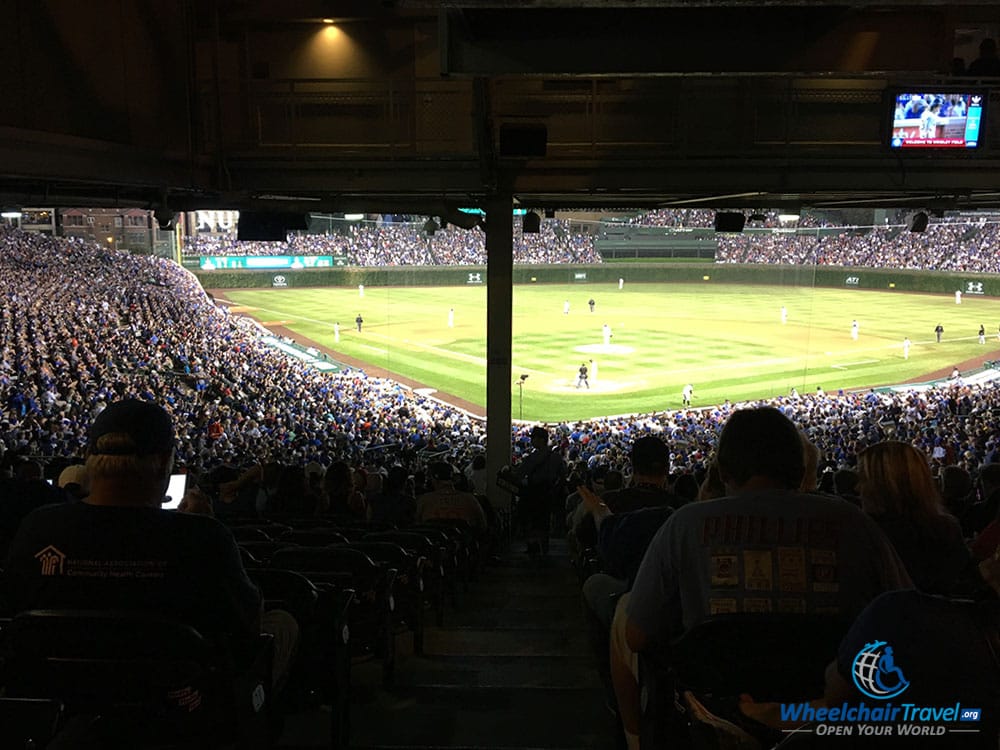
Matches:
[[86, 433, 173, 484], [857, 441, 943, 521]]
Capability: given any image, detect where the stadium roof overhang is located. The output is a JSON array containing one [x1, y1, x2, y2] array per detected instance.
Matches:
[[0, 0, 999, 215]]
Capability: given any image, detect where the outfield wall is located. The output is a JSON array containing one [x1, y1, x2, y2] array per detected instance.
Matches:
[[193, 263, 1000, 297]]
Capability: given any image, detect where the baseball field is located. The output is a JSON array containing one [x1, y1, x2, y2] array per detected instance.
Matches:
[[223, 282, 1000, 421]]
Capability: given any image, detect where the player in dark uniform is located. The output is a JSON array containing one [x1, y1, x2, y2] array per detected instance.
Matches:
[[934, 323, 944, 343], [588, 298, 596, 313], [355, 313, 364, 332], [576, 362, 589, 389]]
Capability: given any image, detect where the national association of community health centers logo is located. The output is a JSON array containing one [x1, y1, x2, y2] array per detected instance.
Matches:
[[851, 640, 910, 700]]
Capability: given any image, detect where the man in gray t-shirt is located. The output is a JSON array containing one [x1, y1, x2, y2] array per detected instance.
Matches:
[[609, 407, 910, 750]]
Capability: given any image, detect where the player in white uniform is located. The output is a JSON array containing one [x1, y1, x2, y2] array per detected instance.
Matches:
[[602, 323, 612, 346], [682, 384, 694, 407], [780, 306, 787, 324], [902, 337, 910, 359], [563, 300, 570, 315], [956, 289, 962, 305], [851, 320, 859, 340], [448, 308, 454, 328], [334, 321, 340, 343]]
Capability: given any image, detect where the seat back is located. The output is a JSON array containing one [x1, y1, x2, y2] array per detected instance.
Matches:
[[246, 568, 319, 625], [0, 610, 246, 742], [0, 698, 64, 749], [283, 529, 351, 547], [670, 613, 850, 701]]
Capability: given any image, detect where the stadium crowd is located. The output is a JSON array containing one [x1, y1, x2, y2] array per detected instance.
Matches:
[[183, 216, 601, 265], [1, 224, 999, 501], [183, 208, 1000, 274]]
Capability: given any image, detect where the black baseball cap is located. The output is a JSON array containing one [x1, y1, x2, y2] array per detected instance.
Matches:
[[631, 435, 670, 474], [87, 400, 175, 456]]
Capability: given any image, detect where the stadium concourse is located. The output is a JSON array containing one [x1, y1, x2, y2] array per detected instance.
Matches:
[[183, 208, 1000, 274], [2, 224, 1000, 748]]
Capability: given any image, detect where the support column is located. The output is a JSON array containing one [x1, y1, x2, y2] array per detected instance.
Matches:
[[484, 195, 513, 515]]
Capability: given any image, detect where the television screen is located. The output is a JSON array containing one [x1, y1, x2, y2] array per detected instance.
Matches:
[[889, 92, 984, 149]]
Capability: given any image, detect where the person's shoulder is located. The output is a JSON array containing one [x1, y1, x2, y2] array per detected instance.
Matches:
[[15, 499, 79, 526]]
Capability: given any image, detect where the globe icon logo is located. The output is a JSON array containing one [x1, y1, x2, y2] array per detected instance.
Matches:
[[851, 641, 910, 700]]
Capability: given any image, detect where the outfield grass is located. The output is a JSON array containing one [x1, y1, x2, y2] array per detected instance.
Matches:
[[222, 283, 1000, 421]]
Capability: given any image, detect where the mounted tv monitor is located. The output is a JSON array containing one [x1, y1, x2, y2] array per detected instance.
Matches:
[[889, 91, 984, 150]]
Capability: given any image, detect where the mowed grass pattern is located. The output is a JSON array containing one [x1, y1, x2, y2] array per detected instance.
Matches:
[[223, 283, 1000, 421]]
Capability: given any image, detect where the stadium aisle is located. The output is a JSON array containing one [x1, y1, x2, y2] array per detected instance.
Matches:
[[278, 537, 618, 749]]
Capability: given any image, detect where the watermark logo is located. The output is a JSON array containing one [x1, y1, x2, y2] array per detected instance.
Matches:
[[852, 641, 910, 700]]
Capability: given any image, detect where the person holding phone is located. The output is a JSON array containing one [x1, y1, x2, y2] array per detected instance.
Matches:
[[1, 400, 298, 688]]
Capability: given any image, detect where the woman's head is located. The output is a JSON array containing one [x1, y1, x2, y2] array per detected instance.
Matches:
[[857, 441, 942, 519]]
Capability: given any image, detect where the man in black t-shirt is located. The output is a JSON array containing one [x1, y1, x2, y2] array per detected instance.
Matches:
[[356, 313, 364, 332], [576, 362, 590, 389], [1, 400, 297, 685], [588, 298, 596, 312]]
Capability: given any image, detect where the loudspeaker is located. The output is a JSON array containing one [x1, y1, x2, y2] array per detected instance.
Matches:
[[522, 211, 541, 234], [907, 211, 929, 233], [499, 124, 547, 157], [714, 212, 746, 233], [237, 212, 308, 242]]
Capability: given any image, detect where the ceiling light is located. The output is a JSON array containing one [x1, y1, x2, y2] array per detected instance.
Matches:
[[344, 213, 364, 221], [1, 209, 22, 219], [777, 211, 800, 223], [322, 18, 334, 24]]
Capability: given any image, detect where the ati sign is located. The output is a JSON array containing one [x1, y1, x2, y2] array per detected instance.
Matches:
[[272, 275, 288, 288], [965, 281, 985, 295], [574, 272, 588, 281], [845, 276, 861, 286], [467, 272, 483, 284]]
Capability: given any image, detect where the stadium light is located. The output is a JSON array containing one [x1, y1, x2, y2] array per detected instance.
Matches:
[[1, 208, 22, 219], [344, 213, 364, 221], [777, 209, 801, 223]]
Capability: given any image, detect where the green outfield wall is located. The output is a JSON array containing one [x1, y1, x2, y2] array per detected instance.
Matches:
[[192, 263, 1000, 297]]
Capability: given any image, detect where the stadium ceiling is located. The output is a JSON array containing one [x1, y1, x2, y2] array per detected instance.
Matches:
[[0, 0, 999, 214]]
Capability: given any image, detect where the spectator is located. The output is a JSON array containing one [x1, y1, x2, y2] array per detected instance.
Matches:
[[321, 461, 367, 519], [57, 463, 90, 500], [416, 461, 487, 531], [0, 399, 298, 688], [857, 441, 974, 595], [611, 407, 911, 750], [368, 465, 416, 526], [967, 37, 1000, 77], [510, 426, 565, 556]]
